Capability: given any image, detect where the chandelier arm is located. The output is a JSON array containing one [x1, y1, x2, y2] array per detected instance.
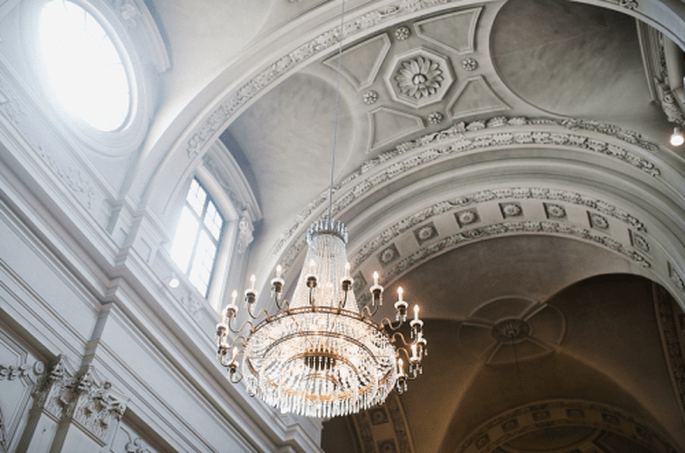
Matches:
[[247, 303, 272, 322], [274, 291, 285, 310], [390, 331, 410, 346], [227, 364, 243, 384], [361, 303, 380, 319], [380, 316, 403, 332], [228, 317, 256, 335]]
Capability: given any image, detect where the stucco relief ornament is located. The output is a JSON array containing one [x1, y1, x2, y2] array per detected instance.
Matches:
[[395, 57, 443, 99], [394, 26, 410, 40], [461, 58, 478, 71], [427, 112, 443, 124], [363, 90, 379, 105]]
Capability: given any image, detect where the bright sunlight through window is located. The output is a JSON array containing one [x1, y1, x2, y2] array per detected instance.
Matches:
[[171, 179, 225, 297], [40, 0, 130, 131]]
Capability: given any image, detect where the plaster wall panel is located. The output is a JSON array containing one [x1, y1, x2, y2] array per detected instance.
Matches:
[[0, 210, 98, 354], [97, 312, 256, 453]]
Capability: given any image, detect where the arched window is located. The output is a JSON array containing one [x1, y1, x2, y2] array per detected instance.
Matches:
[[170, 178, 225, 297], [38, 0, 131, 132]]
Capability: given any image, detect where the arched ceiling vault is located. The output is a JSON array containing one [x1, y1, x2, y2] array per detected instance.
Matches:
[[127, 1, 685, 452]]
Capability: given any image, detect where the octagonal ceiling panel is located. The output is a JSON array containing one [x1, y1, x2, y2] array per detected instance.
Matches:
[[385, 47, 455, 108]]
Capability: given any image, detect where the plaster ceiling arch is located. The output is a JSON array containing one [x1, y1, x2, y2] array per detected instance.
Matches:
[[257, 118, 685, 308], [322, 274, 685, 453], [450, 398, 682, 453], [403, 275, 683, 453], [131, 0, 685, 218]]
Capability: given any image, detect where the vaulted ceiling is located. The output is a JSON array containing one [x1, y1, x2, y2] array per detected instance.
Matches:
[[148, 0, 685, 451]]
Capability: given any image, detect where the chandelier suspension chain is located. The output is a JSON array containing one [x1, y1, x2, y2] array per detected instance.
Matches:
[[328, 0, 346, 222]]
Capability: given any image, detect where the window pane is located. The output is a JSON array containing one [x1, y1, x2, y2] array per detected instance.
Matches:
[[170, 206, 199, 272], [188, 231, 217, 296], [39, 0, 130, 131], [186, 179, 206, 216], [204, 200, 224, 240]]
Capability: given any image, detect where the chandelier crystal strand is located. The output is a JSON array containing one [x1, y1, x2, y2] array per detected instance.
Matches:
[[215, 0, 428, 417]]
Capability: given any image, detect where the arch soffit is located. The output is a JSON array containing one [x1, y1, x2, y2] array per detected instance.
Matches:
[[139, 0, 685, 217], [452, 399, 682, 453], [261, 117, 685, 309]]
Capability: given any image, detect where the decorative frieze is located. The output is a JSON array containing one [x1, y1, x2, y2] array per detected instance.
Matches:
[[0, 360, 44, 381], [273, 116, 657, 262], [387, 220, 650, 282], [668, 262, 685, 291], [348, 188, 647, 270]]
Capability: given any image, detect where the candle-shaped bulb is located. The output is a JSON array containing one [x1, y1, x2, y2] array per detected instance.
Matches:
[[414, 305, 419, 321], [411, 343, 418, 359], [232, 347, 239, 361], [250, 274, 256, 291], [398, 287, 404, 301], [373, 271, 379, 286], [345, 262, 350, 278], [276, 265, 282, 279]]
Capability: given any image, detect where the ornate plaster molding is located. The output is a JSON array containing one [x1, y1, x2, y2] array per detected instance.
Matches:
[[395, 56, 444, 99], [185, 0, 474, 157], [388, 220, 650, 276], [70, 366, 127, 443], [653, 284, 685, 423], [352, 393, 414, 453], [126, 438, 154, 453], [203, 155, 247, 213], [184, 0, 649, 157], [32, 355, 75, 421], [32, 356, 128, 444], [236, 210, 254, 254], [273, 116, 661, 273], [347, 186, 646, 268], [0, 360, 44, 381], [457, 399, 678, 453]]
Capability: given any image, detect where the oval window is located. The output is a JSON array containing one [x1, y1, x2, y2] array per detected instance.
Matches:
[[39, 1, 131, 132]]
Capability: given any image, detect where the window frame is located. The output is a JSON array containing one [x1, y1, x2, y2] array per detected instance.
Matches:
[[172, 177, 227, 298], [21, 0, 166, 156]]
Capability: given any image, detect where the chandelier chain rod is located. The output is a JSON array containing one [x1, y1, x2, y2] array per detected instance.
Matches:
[[327, 0, 346, 222]]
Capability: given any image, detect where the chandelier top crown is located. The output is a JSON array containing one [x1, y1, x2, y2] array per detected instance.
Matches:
[[307, 218, 348, 244]]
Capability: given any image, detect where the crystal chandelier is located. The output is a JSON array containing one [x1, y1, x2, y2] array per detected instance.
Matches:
[[214, 0, 427, 418], [215, 218, 427, 417]]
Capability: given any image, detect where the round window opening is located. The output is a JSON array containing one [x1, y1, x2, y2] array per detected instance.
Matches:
[[39, 1, 131, 132]]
